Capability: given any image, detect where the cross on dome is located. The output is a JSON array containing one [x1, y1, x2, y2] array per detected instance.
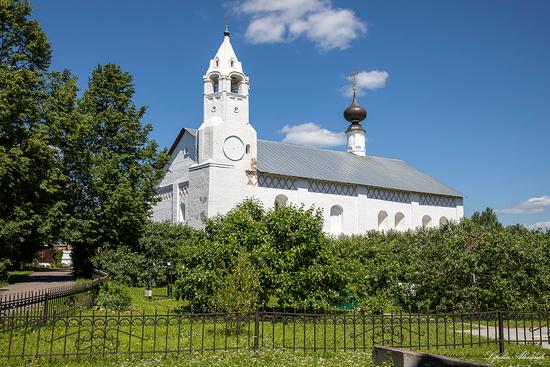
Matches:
[[351, 70, 359, 93]]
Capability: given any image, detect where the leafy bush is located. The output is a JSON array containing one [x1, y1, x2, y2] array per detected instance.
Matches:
[[0, 258, 11, 282], [91, 222, 198, 286], [53, 250, 63, 266], [329, 218, 550, 312], [141, 201, 550, 313], [327, 232, 404, 313], [95, 281, 131, 310], [92, 246, 148, 286], [138, 221, 198, 262], [174, 199, 348, 311]]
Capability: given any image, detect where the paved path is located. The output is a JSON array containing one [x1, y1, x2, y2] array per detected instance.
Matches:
[[0, 270, 76, 297], [463, 327, 550, 349]]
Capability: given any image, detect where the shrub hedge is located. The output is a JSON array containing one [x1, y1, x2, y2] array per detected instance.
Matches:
[[96, 200, 550, 313]]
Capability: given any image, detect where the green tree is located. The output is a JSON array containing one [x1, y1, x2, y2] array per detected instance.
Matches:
[[174, 199, 348, 311], [212, 251, 260, 315], [329, 218, 550, 312], [470, 207, 501, 227], [69, 64, 168, 276], [92, 222, 199, 286], [265, 203, 345, 310], [0, 0, 73, 264]]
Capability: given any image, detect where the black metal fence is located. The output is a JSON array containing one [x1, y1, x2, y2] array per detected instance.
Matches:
[[0, 270, 108, 331], [0, 309, 548, 359]]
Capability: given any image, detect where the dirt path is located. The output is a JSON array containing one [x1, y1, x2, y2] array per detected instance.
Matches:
[[0, 270, 76, 297]]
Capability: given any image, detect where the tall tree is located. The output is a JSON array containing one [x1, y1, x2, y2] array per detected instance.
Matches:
[[470, 207, 501, 227], [0, 0, 71, 263], [70, 64, 168, 275]]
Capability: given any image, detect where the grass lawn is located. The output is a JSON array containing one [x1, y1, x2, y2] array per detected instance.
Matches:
[[2, 350, 375, 367], [426, 344, 549, 366], [125, 286, 183, 313], [1, 346, 549, 367]]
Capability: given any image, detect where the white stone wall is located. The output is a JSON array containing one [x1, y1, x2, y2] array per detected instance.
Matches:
[[152, 131, 196, 223], [187, 164, 210, 228], [152, 135, 464, 233], [252, 177, 463, 234], [151, 185, 173, 222]]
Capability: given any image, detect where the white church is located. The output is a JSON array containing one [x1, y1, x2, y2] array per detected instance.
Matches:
[[152, 26, 464, 234]]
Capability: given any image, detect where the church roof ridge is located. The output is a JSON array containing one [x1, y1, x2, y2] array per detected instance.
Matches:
[[256, 138, 405, 162], [168, 127, 197, 155]]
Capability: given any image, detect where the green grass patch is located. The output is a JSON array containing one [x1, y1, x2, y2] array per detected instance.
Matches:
[[1, 345, 549, 367], [125, 286, 184, 313], [1, 350, 375, 367], [426, 344, 550, 366]]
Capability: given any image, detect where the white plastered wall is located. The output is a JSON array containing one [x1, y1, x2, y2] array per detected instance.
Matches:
[[151, 131, 196, 223], [253, 182, 463, 234]]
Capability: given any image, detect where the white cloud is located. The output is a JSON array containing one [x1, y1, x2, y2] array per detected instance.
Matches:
[[280, 122, 345, 147], [235, 0, 366, 50], [497, 196, 550, 215], [528, 221, 550, 230], [341, 70, 390, 97]]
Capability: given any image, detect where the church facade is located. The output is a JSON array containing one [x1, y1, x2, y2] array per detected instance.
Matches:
[[152, 27, 464, 234]]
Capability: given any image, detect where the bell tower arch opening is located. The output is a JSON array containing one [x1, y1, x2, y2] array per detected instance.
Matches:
[[230, 74, 243, 94]]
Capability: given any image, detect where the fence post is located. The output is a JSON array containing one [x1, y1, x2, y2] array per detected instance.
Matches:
[[253, 310, 260, 353], [42, 292, 49, 324], [497, 310, 505, 355], [91, 281, 100, 307]]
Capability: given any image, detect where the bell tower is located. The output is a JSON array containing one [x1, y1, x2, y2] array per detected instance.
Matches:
[[203, 21, 250, 126], [196, 20, 255, 165], [188, 21, 257, 227]]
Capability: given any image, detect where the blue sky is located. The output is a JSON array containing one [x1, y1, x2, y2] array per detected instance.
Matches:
[[31, 0, 550, 227]]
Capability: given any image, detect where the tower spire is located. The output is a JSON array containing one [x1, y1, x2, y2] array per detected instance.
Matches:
[[224, 16, 230, 37]]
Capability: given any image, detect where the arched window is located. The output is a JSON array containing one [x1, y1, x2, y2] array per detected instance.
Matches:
[[439, 216, 449, 226], [274, 194, 288, 207], [330, 205, 343, 235], [231, 75, 242, 94], [211, 75, 219, 93], [395, 212, 406, 231], [245, 144, 250, 154], [422, 215, 432, 228], [230, 58, 235, 67], [378, 210, 389, 231], [215, 58, 219, 67]]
